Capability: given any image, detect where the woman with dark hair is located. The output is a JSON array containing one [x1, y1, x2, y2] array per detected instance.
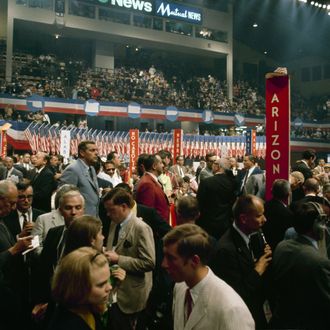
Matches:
[[49, 247, 111, 330]]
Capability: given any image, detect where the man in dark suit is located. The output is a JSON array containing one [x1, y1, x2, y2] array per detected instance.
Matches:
[[32, 191, 85, 323], [291, 149, 316, 180], [0, 180, 33, 330], [3, 182, 44, 239], [263, 179, 293, 251], [136, 154, 170, 223], [211, 195, 272, 329], [197, 158, 237, 239], [239, 155, 264, 198], [31, 152, 56, 212], [271, 202, 330, 330]]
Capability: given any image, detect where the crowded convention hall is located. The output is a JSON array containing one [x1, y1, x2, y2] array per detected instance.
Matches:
[[0, 0, 330, 329]]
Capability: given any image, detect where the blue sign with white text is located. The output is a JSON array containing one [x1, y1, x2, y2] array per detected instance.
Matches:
[[155, 0, 202, 24]]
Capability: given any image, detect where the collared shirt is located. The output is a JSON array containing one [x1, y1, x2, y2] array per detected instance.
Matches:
[[301, 159, 310, 168], [107, 211, 133, 251], [233, 222, 250, 248], [301, 235, 319, 249], [185, 266, 211, 305], [146, 171, 162, 187], [17, 208, 32, 229], [36, 165, 46, 174]]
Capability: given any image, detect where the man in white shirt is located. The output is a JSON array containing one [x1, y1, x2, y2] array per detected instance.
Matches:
[[162, 223, 255, 330]]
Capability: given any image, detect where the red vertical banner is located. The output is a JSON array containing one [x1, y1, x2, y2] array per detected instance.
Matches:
[[0, 131, 7, 158], [265, 74, 290, 201], [129, 129, 139, 178], [173, 129, 183, 164], [251, 130, 257, 156]]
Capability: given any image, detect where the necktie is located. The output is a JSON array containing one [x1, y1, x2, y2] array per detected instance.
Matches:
[[57, 229, 67, 261], [22, 213, 28, 229], [89, 167, 94, 181], [184, 288, 193, 324], [112, 224, 121, 247]]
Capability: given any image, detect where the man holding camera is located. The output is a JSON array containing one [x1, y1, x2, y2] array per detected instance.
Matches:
[[210, 195, 272, 329]]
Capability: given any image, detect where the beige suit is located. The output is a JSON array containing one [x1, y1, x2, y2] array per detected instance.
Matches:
[[173, 269, 255, 330], [107, 213, 155, 314]]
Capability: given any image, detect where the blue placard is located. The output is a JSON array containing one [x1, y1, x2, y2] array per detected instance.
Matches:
[[246, 130, 252, 155], [166, 106, 178, 122], [155, 0, 202, 24], [26, 94, 45, 112], [127, 102, 141, 118]]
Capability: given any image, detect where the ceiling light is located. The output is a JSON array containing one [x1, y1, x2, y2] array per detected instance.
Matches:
[[54, 34, 60, 39], [252, 23, 258, 28]]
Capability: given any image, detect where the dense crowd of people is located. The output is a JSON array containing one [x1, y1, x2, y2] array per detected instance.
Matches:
[[1, 52, 329, 121], [0, 143, 330, 329]]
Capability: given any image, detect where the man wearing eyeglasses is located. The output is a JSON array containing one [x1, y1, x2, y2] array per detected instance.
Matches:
[[100, 161, 122, 188], [3, 182, 44, 239]]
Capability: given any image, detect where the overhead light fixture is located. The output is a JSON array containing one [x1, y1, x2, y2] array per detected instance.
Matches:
[[264, 51, 268, 55], [252, 23, 258, 28], [54, 34, 60, 39]]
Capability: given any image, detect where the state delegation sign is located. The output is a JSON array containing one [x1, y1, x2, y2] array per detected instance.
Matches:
[[265, 74, 290, 201]]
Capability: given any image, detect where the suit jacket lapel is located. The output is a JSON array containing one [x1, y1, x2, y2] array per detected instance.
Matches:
[[79, 159, 98, 193], [231, 227, 254, 264], [184, 278, 210, 329], [115, 215, 135, 250]]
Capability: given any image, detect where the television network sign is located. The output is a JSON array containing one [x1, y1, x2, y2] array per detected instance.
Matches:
[[155, 0, 202, 24], [100, 0, 202, 24]]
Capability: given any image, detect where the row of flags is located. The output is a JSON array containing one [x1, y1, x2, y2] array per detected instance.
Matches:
[[24, 123, 266, 158]]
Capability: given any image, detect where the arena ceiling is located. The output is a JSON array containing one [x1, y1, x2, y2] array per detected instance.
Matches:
[[233, 0, 330, 62]]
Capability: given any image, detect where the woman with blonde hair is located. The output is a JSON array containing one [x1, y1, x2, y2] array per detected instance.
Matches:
[[49, 247, 111, 330]]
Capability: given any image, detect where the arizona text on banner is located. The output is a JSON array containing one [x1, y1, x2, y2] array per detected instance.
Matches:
[[173, 129, 183, 164], [265, 73, 290, 201], [129, 129, 139, 178]]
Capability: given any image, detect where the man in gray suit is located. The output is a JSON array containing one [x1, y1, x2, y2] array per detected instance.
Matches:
[[104, 187, 155, 330], [31, 184, 79, 251], [4, 156, 23, 183], [162, 224, 254, 330], [59, 140, 99, 216]]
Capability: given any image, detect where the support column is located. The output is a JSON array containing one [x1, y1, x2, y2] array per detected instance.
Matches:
[[93, 40, 115, 72], [4, 1, 13, 82]]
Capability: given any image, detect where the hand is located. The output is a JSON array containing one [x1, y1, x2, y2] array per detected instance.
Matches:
[[19, 222, 34, 238], [32, 303, 48, 322], [254, 244, 272, 276], [104, 250, 119, 264], [111, 267, 126, 282], [9, 236, 33, 255]]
